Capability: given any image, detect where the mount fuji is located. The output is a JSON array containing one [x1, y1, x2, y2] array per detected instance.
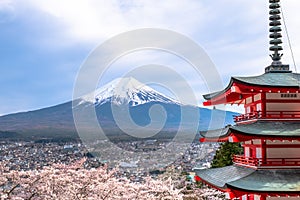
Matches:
[[79, 77, 181, 107], [0, 77, 237, 141]]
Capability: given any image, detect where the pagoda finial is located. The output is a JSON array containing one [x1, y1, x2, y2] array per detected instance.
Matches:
[[265, 0, 290, 73], [269, 0, 283, 62]]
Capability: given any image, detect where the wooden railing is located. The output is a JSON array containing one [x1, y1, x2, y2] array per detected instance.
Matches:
[[234, 111, 262, 122], [233, 155, 259, 167], [262, 158, 300, 166], [234, 111, 300, 122], [264, 111, 300, 119], [233, 155, 300, 167]]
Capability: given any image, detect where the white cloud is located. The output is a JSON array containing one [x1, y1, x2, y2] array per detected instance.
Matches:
[[0, 0, 16, 23], [32, 0, 300, 98], [3, 0, 300, 113], [11, 0, 300, 72], [7, 0, 300, 64], [23, 0, 209, 43]]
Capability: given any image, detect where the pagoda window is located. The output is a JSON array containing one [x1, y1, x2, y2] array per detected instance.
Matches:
[[253, 139, 261, 145], [246, 97, 252, 104], [241, 195, 248, 200], [244, 146, 256, 158], [256, 147, 262, 159], [244, 146, 251, 157], [256, 103, 262, 112], [254, 93, 261, 101], [243, 94, 263, 118], [254, 195, 263, 200], [246, 106, 251, 114], [245, 141, 252, 145], [243, 140, 263, 160]]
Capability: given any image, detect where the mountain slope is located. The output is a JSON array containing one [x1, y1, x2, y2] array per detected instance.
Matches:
[[0, 77, 238, 141]]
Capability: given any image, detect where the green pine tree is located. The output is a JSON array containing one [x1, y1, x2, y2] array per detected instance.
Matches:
[[211, 142, 243, 168]]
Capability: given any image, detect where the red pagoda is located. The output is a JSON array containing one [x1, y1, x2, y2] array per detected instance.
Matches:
[[196, 0, 300, 199]]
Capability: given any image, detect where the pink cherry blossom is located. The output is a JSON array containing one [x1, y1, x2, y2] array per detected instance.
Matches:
[[0, 159, 224, 200]]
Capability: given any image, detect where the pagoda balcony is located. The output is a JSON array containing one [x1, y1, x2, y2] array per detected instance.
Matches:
[[233, 155, 300, 168], [234, 111, 300, 122], [234, 111, 262, 122]]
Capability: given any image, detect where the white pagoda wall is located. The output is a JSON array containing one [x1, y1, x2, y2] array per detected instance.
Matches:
[[266, 103, 300, 111], [267, 148, 300, 158], [266, 140, 300, 158], [265, 93, 300, 114]]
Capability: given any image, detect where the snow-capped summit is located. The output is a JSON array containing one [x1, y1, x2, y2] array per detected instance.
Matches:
[[81, 77, 181, 106]]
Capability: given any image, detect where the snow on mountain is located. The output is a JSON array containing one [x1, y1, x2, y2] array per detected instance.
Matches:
[[79, 77, 182, 106]]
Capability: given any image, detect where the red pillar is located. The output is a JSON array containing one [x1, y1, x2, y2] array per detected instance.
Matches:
[[248, 194, 255, 200], [260, 195, 267, 200], [261, 92, 266, 118], [261, 139, 267, 165]]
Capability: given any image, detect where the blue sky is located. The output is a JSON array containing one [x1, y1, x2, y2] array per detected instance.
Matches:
[[1, 0, 300, 115]]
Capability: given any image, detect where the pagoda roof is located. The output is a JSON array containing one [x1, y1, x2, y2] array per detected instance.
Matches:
[[203, 72, 300, 105], [232, 72, 300, 88], [229, 169, 300, 193], [195, 165, 254, 189], [200, 121, 300, 142], [195, 165, 300, 193]]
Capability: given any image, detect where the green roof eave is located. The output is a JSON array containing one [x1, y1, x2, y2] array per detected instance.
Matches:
[[202, 79, 234, 100], [203, 72, 300, 100], [232, 121, 300, 137], [195, 166, 300, 193], [200, 121, 300, 140], [194, 165, 255, 189], [228, 169, 300, 192], [200, 126, 231, 139], [233, 72, 300, 88]]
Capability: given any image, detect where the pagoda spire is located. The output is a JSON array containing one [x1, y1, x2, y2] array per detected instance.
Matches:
[[265, 0, 290, 73], [269, 0, 283, 62]]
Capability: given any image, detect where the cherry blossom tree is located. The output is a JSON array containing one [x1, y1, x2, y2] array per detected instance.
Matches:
[[0, 159, 225, 200]]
